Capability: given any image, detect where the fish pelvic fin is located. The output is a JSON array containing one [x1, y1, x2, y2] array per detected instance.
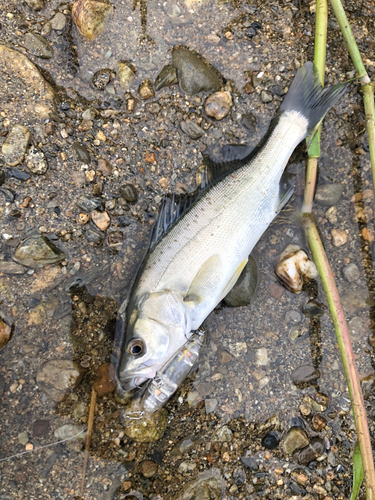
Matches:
[[280, 62, 348, 135]]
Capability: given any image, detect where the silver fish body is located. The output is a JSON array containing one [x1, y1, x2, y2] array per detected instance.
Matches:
[[114, 62, 347, 410]]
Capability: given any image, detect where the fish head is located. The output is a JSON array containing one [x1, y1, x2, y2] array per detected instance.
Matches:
[[118, 291, 191, 392]]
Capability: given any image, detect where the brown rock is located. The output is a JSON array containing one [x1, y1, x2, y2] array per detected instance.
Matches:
[[219, 350, 232, 364], [204, 91, 232, 120], [282, 427, 309, 455], [0, 318, 11, 351], [361, 228, 374, 242], [141, 460, 157, 478], [78, 119, 93, 131], [331, 229, 347, 247], [145, 152, 156, 163], [138, 79, 155, 100], [122, 481, 132, 491], [36, 359, 82, 402], [91, 210, 110, 231], [93, 362, 116, 397], [244, 82, 255, 94], [97, 158, 112, 176], [78, 213, 90, 224], [312, 414, 327, 431], [33, 419, 50, 436], [269, 283, 284, 299]]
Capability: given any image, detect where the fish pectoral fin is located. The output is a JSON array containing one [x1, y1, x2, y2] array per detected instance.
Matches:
[[184, 254, 223, 307], [218, 258, 248, 303], [276, 170, 295, 214]]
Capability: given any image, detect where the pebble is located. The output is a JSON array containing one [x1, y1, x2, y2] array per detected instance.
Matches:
[[18, 431, 29, 445], [33, 419, 50, 436], [269, 283, 284, 299], [276, 245, 318, 293], [297, 443, 319, 465], [124, 408, 168, 443], [2, 124, 30, 166], [285, 310, 301, 323], [50, 12, 66, 30], [13, 235, 65, 268], [119, 183, 138, 203], [254, 347, 268, 366], [172, 46, 224, 95], [312, 414, 327, 431], [24, 32, 54, 59], [348, 316, 371, 340], [315, 183, 343, 207], [260, 90, 273, 103], [8, 168, 31, 181], [72, 0, 112, 41], [0, 170, 5, 186], [138, 79, 155, 100], [241, 456, 259, 471], [118, 60, 136, 89], [204, 91, 232, 120], [205, 398, 218, 414], [291, 365, 320, 385], [92, 68, 113, 90], [145, 152, 156, 163], [54, 424, 86, 441], [302, 299, 326, 318], [82, 108, 98, 120], [93, 363, 115, 396], [262, 431, 280, 449], [331, 229, 347, 247], [76, 194, 103, 212], [154, 64, 178, 91], [195, 382, 214, 397], [180, 120, 204, 140], [25, 0, 44, 10], [341, 288, 371, 313], [91, 210, 110, 231], [73, 142, 91, 163], [26, 147, 48, 175], [233, 466, 246, 486], [282, 427, 309, 455], [241, 113, 257, 132], [215, 425, 233, 442], [361, 227, 374, 242], [342, 262, 360, 282], [0, 318, 11, 351], [36, 359, 82, 402], [0, 261, 27, 274], [224, 255, 258, 307], [78, 119, 93, 132], [141, 460, 157, 478], [0, 45, 56, 118]]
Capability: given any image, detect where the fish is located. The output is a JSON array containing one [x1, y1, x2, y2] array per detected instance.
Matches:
[[113, 62, 347, 412]]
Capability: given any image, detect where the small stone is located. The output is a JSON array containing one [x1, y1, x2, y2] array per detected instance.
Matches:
[[118, 60, 136, 89], [145, 152, 156, 163], [292, 365, 320, 385], [76, 194, 103, 212], [179, 461, 197, 473], [348, 316, 371, 340], [50, 12, 66, 30], [122, 481, 131, 491], [119, 184, 138, 203], [18, 431, 29, 445], [141, 460, 157, 478], [72, 0, 112, 40], [195, 382, 214, 397], [36, 359, 82, 402], [85, 169, 95, 182], [138, 79, 155, 100], [25, 0, 44, 10], [269, 283, 284, 299], [243, 82, 255, 94], [297, 445, 318, 465], [315, 183, 343, 207], [343, 263, 360, 282], [91, 210, 110, 231], [219, 350, 232, 364], [215, 425, 232, 442], [97, 158, 112, 176], [82, 108, 98, 120], [126, 95, 138, 113], [261, 90, 273, 103], [302, 299, 326, 318], [362, 228, 374, 242], [276, 245, 318, 293], [341, 288, 371, 313], [154, 64, 178, 91], [54, 424, 85, 441], [124, 408, 168, 443], [262, 431, 280, 449], [233, 466, 246, 486], [107, 231, 124, 251], [204, 91, 232, 120], [331, 229, 347, 247], [224, 256, 258, 307], [33, 419, 50, 437], [26, 147, 48, 174], [73, 142, 90, 163], [96, 130, 106, 142], [205, 398, 218, 414], [0, 318, 11, 351], [2, 124, 30, 166], [93, 363, 115, 397], [13, 235, 65, 268], [180, 120, 204, 140], [282, 427, 309, 455], [8, 168, 31, 181], [241, 456, 258, 470], [24, 32, 54, 59], [0, 261, 27, 274], [92, 68, 113, 90], [254, 347, 268, 366], [78, 119, 93, 132]]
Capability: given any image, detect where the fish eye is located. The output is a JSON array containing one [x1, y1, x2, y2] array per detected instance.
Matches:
[[127, 338, 145, 356]]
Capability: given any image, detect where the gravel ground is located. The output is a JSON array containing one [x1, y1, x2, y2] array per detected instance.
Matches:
[[1, 0, 375, 499]]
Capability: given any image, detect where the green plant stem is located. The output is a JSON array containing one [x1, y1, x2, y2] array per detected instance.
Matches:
[[303, 215, 375, 499], [363, 84, 375, 194]]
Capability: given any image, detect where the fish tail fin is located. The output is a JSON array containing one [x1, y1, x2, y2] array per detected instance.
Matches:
[[280, 62, 348, 134]]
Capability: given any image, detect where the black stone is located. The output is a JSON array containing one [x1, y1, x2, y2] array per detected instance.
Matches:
[[0, 169, 5, 186], [76, 194, 103, 212], [241, 113, 257, 132], [233, 466, 246, 486], [261, 431, 280, 449], [92, 68, 113, 90], [73, 142, 90, 163], [119, 184, 138, 203], [8, 168, 31, 181]]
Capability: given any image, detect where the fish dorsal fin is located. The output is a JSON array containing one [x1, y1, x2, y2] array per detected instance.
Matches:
[[150, 143, 254, 249], [150, 190, 200, 249], [200, 144, 254, 189]]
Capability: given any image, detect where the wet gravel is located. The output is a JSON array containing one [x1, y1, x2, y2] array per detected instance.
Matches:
[[1, 0, 375, 499]]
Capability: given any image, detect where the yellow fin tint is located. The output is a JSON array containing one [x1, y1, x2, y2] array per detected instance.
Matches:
[[218, 258, 248, 302], [185, 254, 222, 306]]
